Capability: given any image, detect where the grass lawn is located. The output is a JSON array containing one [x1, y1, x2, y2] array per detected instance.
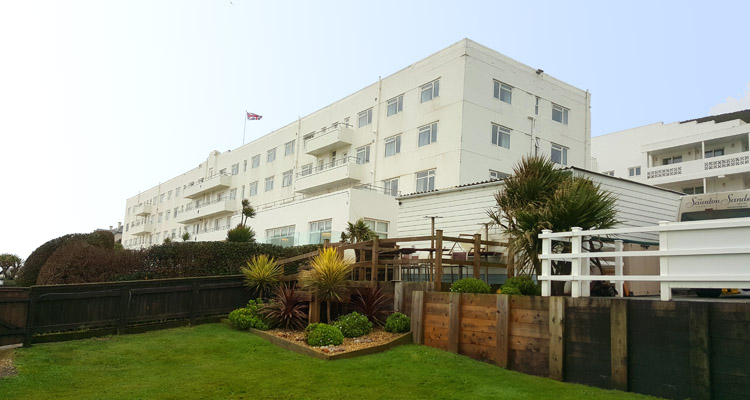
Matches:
[[0, 324, 659, 400]]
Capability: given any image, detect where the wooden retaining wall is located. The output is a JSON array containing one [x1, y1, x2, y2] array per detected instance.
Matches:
[[410, 292, 750, 400]]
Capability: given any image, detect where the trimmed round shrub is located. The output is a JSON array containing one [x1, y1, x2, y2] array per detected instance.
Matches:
[[228, 299, 271, 330], [500, 275, 541, 296], [449, 278, 492, 294], [334, 312, 372, 338], [306, 323, 344, 346], [384, 312, 411, 333], [36, 241, 143, 285]]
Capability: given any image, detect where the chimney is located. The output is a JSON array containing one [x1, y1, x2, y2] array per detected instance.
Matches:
[[118, 222, 122, 229], [109, 226, 113, 230]]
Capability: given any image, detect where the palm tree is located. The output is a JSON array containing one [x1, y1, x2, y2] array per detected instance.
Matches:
[[240, 199, 256, 227], [340, 219, 376, 243], [241, 254, 283, 298], [299, 247, 352, 323], [488, 156, 619, 280]]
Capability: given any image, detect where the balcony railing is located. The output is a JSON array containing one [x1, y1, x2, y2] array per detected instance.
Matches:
[[133, 203, 153, 216], [182, 173, 232, 199], [645, 151, 750, 183], [294, 157, 365, 194], [176, 197, 238, 223], [303, 124, 353, 156], [130, 221, 153, 236]]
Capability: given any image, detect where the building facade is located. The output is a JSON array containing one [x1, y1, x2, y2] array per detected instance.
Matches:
[[592, 110, 750, 194], [122, 39, 591, 249]]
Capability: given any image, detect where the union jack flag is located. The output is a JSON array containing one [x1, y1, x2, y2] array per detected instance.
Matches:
[[246, 112, 262, 120]]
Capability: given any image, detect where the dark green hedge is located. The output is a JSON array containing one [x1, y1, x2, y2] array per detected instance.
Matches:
[[16, 231, 114, 286], [111, 242, 321, 281]]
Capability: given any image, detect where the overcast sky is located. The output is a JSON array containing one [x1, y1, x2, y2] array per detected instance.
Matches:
[[1, 0, 748, 258]]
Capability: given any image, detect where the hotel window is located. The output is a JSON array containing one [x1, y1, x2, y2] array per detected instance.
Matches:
[[358, 108, 373, 127], [282, 170, 293, 187], [309, 219, 333, 244], [662, 156, 682, 165], [285, 140, 295, 156], [493, 80, 512, 104], [267, 148, 276, 163], [418, 122, 438, 147], [166, 210, 170, 220], [160, 194, 165, 203], [416, 169, 436, 192], [363, 219, 389, 239], [231, 163, 239, 175], [682, 186, 705, 195], [420, 79, 440, 103], [266, 225, 295, 247], [301, 163, 313, 176], [356, 145, 371, 164], [252, 155, 260, 168], [249, 181, 258, 196], [552, 104, 569, 124], [175, 187, 180, 197], [167, 190, 173, 200], [158, 212, 163, 223], [628, 166, 641, 176], [385, 135, 401, 157], [603, 171, 615, 176], [241, 186, 245, 199], [551, 143, 568, 165], [491, 124, 511, 149], [705, 148, 724, 158], [243, 160, 247, 172], [383, 178, 399, 196], [174, 207, 178, 218], [387, 94, 404, 116], [490, 170, 508, 180], [229, 188, 237, 200], [535, 96, 540, 115], [265, 176, 274, 192]]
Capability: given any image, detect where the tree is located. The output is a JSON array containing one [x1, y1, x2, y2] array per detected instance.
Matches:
[[181, 232, 191, 242], [339, 219, 376, 244], [0, 253, 22, 281], [226, 224, 256, 242], [240, 199, 256, 227], [488, 156, 619, 282], [299, 247, 352, 323]]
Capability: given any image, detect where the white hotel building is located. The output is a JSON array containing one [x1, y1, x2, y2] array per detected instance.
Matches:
[[592, 110, 750, 194], [122, 39, 591, 249]]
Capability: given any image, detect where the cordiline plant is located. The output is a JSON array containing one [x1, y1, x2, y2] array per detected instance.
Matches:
[[352, 286, 391, 327], [299, 247, 352, 323], [241, 254, 283, 298], [261, 284, 308, 331]]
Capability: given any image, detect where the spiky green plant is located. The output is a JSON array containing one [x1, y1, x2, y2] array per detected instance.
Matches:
[[241, 254, 283, 298], [299, 247, 352, 323], [488, 155, 619, 278], [227, 224, 256, 242], [260, 283, 308, 330]]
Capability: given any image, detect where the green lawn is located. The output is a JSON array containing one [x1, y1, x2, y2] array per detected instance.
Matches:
[[0, 324, 658, 400]]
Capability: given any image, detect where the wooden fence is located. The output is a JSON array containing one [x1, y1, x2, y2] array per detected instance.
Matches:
[[410, 292, 750, 400], [0, 288, 29, 346], [16, 275, 251, 346]]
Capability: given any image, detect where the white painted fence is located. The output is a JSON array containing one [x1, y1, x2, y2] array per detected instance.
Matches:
[[538, 218, 750, 301]]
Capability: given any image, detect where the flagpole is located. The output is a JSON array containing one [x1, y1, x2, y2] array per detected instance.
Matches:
[[242, 111, 247, 146]]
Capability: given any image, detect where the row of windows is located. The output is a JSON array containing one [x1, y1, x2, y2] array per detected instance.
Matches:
[[493, 80, 570, 125], [357, 79, 440, 128], [266, 218, 390, 247]]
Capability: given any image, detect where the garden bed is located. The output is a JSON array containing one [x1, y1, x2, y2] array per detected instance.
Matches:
[[249, 328, 412, 361]]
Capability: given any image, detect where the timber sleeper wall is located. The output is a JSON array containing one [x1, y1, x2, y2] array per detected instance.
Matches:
[[410, 292, 750, 400]]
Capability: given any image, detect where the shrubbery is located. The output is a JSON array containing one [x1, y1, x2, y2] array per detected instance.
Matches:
[[333, 312, 372, 338], [449, 278, 492, 294], [384, 312, 411, 333], [306, 323, 344, 346], [17, 231, 114, 286], [228, 299, 271, 330], [499, 275, 541, 296], [36, 242, 144, 285]]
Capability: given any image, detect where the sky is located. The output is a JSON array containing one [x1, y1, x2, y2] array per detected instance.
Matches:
[[1, 0, 749, 259]]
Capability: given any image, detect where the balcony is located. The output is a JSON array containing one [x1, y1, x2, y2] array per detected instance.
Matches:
[[133, 203, 153, 216], [183, 173, 232, 199], [176, 198, 239, 224], [130, 222, 153, 236], [295, 157, 365, 194], [303, 124, 353, 156], [645, 151, 750, 185]]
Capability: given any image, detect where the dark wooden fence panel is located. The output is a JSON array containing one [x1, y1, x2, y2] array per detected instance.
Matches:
[[710, 303, 750, 399], [0, 288, 29, 346], [628, 301, 691, 399], [564, 297, 612, 389]]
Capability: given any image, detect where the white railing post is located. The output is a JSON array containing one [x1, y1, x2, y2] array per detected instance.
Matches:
[[541, 229, 553, 296], [571, 227, 583, 298], [614, 239, 624, 297], [658, 221, 672, 301]]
